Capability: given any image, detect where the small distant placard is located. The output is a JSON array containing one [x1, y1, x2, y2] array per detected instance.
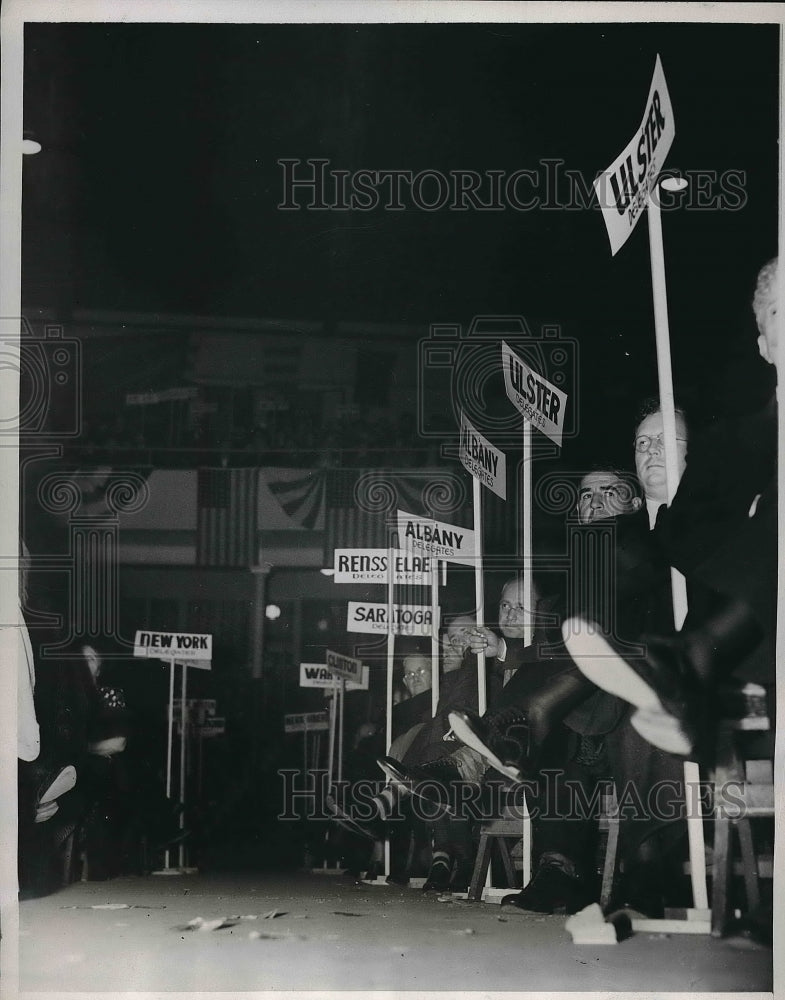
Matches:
[[299, 663, 369, 691], [126, 387, 198, 406], [325, 649, 363, 683], [133, 630, 212, 668], [199, 717, 226, 738], [284, 711, 329, 734]]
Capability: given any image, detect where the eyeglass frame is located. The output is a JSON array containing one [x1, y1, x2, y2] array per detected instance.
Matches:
[[634, 432, 688, 454], [499, 599, 532, 616]]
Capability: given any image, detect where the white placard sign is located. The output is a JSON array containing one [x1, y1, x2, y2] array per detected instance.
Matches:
[[299, 662, 369, 691], [501, 341, 567, 448], [347, 601, 439, 636], [594, 54, 675, 256], [396, 510, 475, 566], [284, 711, 329, 734], [325, 649, 363, 683], [459, 412, 507, 500], [126, 387, 198, 406], [323, 665, 369, 697], [333, 548, 433, 585], [133, 630, 212, 668]]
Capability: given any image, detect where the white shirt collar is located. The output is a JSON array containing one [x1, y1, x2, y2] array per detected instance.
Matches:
[[645, 497, 664, 529]]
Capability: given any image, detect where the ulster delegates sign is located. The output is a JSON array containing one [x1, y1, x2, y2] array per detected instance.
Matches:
[[134, 630, 213, 667], [347, 601, 439, 636], [459, 412, 506, 500], [594, 54, 675, 256], [396, 510, 476, 566], [502, 342, 567, 447]]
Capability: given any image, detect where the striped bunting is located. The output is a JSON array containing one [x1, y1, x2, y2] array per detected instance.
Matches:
[[264, 469, 326, 530], [323, 467, 472, 564]]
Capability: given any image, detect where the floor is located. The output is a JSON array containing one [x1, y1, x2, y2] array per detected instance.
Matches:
[[16, 869, 773, 993]]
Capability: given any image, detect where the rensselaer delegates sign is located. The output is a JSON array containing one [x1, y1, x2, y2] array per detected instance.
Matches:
[[593, 54, 675, 255]]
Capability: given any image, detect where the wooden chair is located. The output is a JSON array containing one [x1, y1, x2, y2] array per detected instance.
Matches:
[[467, 795, 531, 901], [597, 684, 774, 936], [710, 697, 774, 937]]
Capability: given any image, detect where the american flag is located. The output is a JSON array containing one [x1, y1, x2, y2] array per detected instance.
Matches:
[[197, 468, 258, 566]]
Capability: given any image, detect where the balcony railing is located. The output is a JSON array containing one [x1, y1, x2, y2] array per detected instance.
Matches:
[[57, 443, 442, 469]]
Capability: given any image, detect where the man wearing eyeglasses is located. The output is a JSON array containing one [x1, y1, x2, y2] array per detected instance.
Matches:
[[633, 405, 689, 527], [401, 654, 432, 698], [567, 258, 778, 761]]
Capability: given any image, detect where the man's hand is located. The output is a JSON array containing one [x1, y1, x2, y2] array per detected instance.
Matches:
[[465, 626, 503, 659]]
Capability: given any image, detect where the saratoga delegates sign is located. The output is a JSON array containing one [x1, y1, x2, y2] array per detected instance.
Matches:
[[459, 412, 506, 500], [299, 662, 369, 690], [502, 341, 567, 447], [346, 601, 439, 636], [133, 630, 213, 668], [396, 510, 476, 566], [594, 54, 675, 256], [332, 548, 433, 585]]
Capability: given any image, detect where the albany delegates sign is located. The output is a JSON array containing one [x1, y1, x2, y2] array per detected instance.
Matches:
[[459, 412, 506, 499]]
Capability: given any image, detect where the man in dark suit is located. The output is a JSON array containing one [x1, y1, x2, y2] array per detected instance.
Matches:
[[390, 469, 651, 909], [565, 257, 778, 757], [449, 467, 680, 914]]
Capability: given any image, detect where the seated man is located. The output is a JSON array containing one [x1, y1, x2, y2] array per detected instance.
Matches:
[[326, 627, 482, 884], [564, 256, 778, 760], [369, 576, 569, 893], [379, 466, 650, 907]]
